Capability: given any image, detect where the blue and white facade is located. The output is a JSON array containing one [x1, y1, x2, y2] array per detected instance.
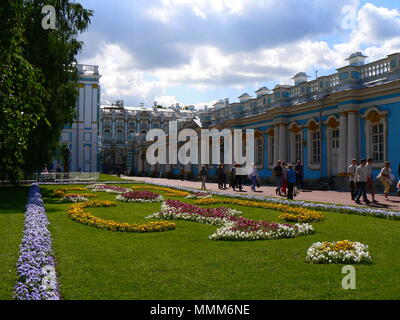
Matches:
[[195, 52, 400, 184], [56, 64, 101, 172]]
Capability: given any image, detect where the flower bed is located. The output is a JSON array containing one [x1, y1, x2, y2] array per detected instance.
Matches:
[[130, 186, 190, 197], [15, 184, 60, 300], [116, 190, 164, 203], [68, 200, 176, 233], [185, 192, 212, 200], [147, 200, 313, 241], [53, 188, 96, 199], [306, 240, 372, 264], [195, 197, 323, 223], [134, 181, 399, 220], [62, 194, 88, 203], [86, 184, 131, 194]]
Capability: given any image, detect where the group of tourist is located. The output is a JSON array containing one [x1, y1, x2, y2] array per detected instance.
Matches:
[[272, 160, 304, 200], [349, 158, 399, 204], [199, 160, 305, 200]]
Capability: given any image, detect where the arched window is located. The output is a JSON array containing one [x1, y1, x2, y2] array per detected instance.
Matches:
[[140, 130, 147, 142], [103, 129, 112, 142], [128, 131, 136, 141], [364, 109, 388, 162], [116, 130, 124, 142], [307, 120, 320, 168]]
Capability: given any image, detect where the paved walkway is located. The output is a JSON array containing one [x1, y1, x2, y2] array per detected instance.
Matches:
[[120, 175, 400, 211]]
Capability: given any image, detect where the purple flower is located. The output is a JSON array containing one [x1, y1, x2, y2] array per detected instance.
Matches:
[[14, 183, 60, 300]]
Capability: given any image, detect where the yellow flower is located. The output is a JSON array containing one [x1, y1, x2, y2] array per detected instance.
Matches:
[[194, 197, 323, 222], [67, 200, 176, 233]]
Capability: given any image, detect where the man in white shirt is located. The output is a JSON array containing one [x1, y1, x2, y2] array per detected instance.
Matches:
[[348, 159, 358, 200], [355, 159, 371, 205], [366, 158, 377, 203]]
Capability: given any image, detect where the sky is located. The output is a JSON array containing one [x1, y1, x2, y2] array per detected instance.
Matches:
[[76, 0, 400, 109]]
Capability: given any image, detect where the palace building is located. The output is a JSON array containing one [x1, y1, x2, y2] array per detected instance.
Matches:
[[99, 102, 199, 176], [54, 64, 101, 172], [99, 52, 400, 187]]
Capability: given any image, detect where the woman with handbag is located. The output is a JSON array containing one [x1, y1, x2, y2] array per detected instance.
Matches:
[[377, 161, 393, 201]]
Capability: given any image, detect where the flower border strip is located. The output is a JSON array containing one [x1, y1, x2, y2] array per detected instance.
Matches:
[[15, 183, 60, 300], [68, 200, 176, 233]]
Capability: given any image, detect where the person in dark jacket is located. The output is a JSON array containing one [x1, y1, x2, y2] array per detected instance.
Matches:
[[199, 165, 208, 190], [217, 164, 226, 189], [295, 160, 304, 191], [229, 165, 236, 190], [287, 164, 296, 200], [234, 163, 243, 191]]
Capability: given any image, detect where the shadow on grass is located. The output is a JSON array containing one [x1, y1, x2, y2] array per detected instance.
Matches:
[[0, 186, 29, 215]]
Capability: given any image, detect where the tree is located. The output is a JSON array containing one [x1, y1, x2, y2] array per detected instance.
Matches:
[[0, 0, 47, 182], [21, 0, 93, 175]]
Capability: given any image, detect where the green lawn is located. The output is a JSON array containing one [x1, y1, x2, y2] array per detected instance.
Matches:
[[0, 186, 28, 299], [97, 174, 131, 182], [39, 184, 400, 300]]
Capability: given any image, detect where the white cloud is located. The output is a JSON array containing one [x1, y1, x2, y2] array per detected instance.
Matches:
[[79, 1, 400, 106]]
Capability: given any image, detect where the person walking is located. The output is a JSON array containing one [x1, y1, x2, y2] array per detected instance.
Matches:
[[295, 160, 304, 191], [217, 164, 224, 189], [281, 162, 288, 195], [199, 165, 208, 190], [273, 160, 283, 196], [348, 159, 358, 200], [377, 161, 393, 201], [287, 164, 296, 200], [180, 165, 185, 181], [221, 164, 227, 189], [248, 164, 259, 192], [229, 165, 236, 190], [234, 163, 243, 192], [366, 158, 378, 203], [355, 159, 371, 205]]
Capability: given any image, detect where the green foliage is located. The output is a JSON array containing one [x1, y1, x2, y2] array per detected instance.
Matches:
[[0, 0, 47, 182], [22, 0, 93, 174], [0, 1, 93, 182]]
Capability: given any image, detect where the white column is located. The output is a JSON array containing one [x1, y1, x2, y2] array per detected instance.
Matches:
[[347, 111, 358, 163], [273, 125, 279, 163], [278, 124, 287, 162], [338, 112, 348, 175]]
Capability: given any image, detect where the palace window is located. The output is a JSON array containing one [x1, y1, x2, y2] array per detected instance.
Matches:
[[311, 131, 321, 165], [116, 130, 124, 142], [371, 123, 384, 161], [294, 133, 302, 162], [128, 131, 136, 141], [331, 129, 339, 149], [268, 135, 274, 166], [103, 129, 112, 142], [364, 109, 387, 163], [140, 131, 147, 142]]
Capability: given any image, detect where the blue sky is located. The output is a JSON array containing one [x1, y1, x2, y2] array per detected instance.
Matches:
[[77, 0, 400, 108]]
